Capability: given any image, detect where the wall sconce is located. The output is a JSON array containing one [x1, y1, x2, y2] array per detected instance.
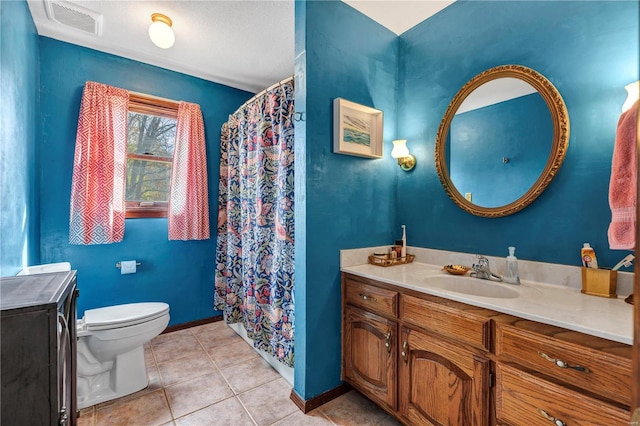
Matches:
[[391, 139, 416, 171], [622, 80, 639, 112], [149, 13, 175, 49]]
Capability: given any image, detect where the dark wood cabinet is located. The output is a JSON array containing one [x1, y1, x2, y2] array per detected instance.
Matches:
[[1, 271, 78, 426]]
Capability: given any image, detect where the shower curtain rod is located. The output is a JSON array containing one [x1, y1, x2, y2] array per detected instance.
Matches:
[[239, 76, 294, 110]]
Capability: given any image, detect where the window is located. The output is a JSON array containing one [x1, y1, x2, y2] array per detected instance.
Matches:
[[126, 93, 179, 218]]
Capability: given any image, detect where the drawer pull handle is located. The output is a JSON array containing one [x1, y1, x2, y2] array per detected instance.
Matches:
[[359, 293, 377, 302], [401, 340, 408, 363], [385, 332, 391, 354], [537, 408, 566, 426], [538, 351, 590, 373]]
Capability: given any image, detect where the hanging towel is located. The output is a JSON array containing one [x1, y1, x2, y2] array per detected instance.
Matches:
[[608, 100, 639, 250]]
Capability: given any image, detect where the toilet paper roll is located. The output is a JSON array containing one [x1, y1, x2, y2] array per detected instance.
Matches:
[[120, 260, 137, 275]]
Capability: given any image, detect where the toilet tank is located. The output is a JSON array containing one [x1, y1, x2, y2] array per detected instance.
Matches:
[[17, 262, 72, 276]]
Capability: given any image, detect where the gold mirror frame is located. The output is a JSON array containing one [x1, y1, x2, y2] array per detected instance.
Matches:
[[435, 65, 569, 218]]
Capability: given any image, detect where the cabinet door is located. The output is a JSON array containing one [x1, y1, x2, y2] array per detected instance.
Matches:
[[343, 306, 397, 411], [398, 326, 489, 426], [1, 309, 52, 425]]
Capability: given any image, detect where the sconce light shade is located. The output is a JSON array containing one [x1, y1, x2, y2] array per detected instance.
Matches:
[[622, 81, 639, 113], [149, 13, 175, 49], [391, 139, 416, 172], [391, 139, 410, 158]]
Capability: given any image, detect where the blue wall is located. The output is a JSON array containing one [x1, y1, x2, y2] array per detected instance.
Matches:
[[398, 0, 639, 268], [450, 93, 551, 207], [0, 1, 40, 277], [38, 38, 252, 325], [294, 0, 398, 399]]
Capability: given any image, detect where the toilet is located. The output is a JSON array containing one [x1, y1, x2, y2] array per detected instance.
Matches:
[[17, 263, 170, 409], [76, 301, 169, 408]]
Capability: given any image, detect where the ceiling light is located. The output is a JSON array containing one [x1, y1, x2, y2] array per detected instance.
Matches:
[[148, 13, 174, 49]]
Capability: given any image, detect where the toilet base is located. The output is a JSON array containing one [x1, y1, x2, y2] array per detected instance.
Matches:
[[77, 345, 149, 409]]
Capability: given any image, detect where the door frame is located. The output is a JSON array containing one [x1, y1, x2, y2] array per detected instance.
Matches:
[[632, 107, 639, 414]]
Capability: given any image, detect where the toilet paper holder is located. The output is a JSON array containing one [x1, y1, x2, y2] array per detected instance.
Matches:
[[116, 261, 141, 268]]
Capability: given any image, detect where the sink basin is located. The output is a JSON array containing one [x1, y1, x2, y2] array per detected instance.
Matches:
[[423, 274, 519, 299]]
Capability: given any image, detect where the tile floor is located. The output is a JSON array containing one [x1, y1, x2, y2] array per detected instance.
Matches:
[[77, 321, 400, 425]]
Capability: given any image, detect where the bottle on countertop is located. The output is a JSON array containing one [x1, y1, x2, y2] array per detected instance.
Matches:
[[401, 225, 407, 258], [581, 243, 598, 268], [504, 246, 520, 284]]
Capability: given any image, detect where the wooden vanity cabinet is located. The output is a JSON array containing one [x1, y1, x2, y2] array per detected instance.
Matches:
[[343, 274, 492, 425], [342, 272, 633, 426]]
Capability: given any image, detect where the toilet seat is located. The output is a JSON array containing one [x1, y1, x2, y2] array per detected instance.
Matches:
[[84, 302, 169, 330]]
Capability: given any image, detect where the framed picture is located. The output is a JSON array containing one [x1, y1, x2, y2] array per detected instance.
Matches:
[[333, 98, 383, 158]]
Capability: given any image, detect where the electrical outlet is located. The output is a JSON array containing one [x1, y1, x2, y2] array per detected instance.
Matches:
[[465, 192, 472, 202]]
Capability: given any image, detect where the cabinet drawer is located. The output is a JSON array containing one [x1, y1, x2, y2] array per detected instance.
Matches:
[[496, 363, 629, 426], [400, 294, 490, 350], [495, 322, 631, 405], [345, 279, 398, 318]]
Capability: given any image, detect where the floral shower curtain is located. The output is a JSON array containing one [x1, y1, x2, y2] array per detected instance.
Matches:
[[214, 79, 295, 367]]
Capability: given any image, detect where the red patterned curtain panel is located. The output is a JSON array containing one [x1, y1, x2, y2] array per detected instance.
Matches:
[[168, 102, 210, 240], [69, 82, 129, 245]]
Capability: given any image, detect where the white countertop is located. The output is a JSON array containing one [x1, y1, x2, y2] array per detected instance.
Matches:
[[341, 262, 633, 345]]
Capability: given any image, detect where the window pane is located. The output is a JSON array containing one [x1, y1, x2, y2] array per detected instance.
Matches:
[[126, 159, 172, 202], [127, 112, 176, 157], [126, 110, 176, 208]]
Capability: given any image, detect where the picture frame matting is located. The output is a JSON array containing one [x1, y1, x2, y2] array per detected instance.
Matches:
[[333, 98, 383, 158]]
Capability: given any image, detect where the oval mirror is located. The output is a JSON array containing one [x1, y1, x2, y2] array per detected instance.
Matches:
[[435, 65, 569, 217]]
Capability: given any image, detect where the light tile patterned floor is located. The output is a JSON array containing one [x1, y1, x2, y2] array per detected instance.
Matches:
[[77, 321, 400, 426]]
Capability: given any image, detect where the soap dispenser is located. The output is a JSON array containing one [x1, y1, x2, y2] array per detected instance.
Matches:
[[504, 246, 520, 284]]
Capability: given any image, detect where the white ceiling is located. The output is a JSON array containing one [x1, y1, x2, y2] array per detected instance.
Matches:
[[27, 0, 454, 94], [342, 1, 453, 36], [457, 78, 537, 114]]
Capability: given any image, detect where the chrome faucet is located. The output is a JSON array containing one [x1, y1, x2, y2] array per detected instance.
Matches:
[[471, 255, 503, 282]]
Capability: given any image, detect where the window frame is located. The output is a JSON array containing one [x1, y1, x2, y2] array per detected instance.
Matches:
[[126, 92, 179, 219]]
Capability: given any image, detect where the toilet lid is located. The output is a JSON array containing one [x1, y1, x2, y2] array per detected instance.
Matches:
[[84, 302, 169, 330]]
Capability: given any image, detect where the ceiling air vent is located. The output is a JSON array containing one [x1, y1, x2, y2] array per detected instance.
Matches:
[[44, 0, 103, 35]]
